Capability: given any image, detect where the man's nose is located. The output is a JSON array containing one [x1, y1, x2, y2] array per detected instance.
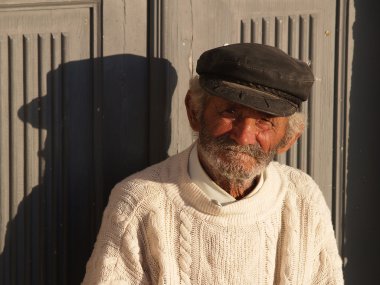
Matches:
[[229, 117, 257, 145]]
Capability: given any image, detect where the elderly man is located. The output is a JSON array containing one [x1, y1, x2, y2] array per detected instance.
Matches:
[[83, 43, 344, 284]]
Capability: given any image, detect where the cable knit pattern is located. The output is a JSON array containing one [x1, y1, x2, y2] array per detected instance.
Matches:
[[179, 211, 192, 284], [147, 211, 166, 285], [279, 194, 300, 284], [263, 213, 280, 284], [83, 145, 344, 285]]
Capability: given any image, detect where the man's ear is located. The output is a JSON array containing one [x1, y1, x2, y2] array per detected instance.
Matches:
[[276, 132, 302, 154], [185, 91, 201, 132]]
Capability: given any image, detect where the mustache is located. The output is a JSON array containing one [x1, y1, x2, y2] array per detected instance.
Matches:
[[206, 135, 266, 157]]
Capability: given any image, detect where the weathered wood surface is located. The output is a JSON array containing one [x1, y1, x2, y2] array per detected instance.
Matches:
[[0, 0, 344, 284]]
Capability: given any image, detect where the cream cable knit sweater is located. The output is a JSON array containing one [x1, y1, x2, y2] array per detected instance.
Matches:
[[83, 145, 344, 285]]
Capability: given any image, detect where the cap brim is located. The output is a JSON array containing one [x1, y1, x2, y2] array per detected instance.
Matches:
[[199, 77, 298, 116]]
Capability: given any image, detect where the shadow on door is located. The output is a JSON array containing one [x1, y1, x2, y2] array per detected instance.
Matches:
[[0, 54, 177, 284]]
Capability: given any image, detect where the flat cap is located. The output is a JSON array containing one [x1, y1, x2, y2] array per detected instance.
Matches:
[[196, 43, 315, 116]]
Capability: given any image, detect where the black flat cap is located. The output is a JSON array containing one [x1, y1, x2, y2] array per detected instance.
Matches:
[[196, 43, 315, 116]]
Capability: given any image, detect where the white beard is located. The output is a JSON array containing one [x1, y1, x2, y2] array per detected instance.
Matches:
[[197, 129, 276, 181]]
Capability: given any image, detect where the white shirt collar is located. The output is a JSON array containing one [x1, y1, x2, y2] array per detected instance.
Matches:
[[188, 143, 264, 206]]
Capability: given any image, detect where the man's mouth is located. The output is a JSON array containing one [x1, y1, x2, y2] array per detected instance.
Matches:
[[221, 146, 256, 157]]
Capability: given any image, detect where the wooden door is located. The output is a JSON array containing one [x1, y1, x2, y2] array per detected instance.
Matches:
[[0, 0, 344, 284], [0, 1, 101, 284]]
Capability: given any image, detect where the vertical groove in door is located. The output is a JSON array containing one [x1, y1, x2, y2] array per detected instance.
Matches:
[[0, 34, 10, 285], [60, 33, 69, 285], [274, 16, 288, 165], [49, 32, 62, 285], [286, 15, 300, 167], [298, 15, 309, 173], [252, 18, 262, 44], [275, 16, 285, 50], [24, 33, 40, 285], [308, 15, 316, 176], [33, 32, 45, 283], [240, 20, 245, 43], [39, 33, 52, 285], [261, 17, 269, 45], [250, 20, 255, 43], [9, 34, 26, 285], [301, 15, 314, 175], [23, 34, 31, 285]]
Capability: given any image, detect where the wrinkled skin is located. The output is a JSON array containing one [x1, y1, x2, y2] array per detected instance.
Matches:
[[185, 93, 299, 199]]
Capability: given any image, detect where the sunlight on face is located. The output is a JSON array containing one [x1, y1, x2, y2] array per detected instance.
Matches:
[[198, 127, 277, 181], [196, 96, 288, 181]]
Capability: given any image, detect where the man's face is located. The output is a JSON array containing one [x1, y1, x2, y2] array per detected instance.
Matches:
[[197, 96, 289, 180]]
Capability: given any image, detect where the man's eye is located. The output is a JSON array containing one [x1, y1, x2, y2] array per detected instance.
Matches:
[[256, 118, 274, 129], [220, 108, 238, 118]]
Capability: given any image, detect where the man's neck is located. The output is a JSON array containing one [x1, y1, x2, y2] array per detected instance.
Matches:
[[213, 175, 259, 200]]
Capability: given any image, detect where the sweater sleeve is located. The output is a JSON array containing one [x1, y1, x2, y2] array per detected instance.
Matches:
[[311, 193, 344, 285], [82, 182, 151, 285]]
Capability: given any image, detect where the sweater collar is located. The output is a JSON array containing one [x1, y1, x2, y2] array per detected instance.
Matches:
[[163, 143, 287, 223]]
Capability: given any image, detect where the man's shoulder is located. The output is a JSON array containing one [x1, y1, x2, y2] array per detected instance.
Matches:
[[269, 162, 326, 209], [111, 159, 170, 203], [270, 162, 316, 187], [108, 147, 191, 210], [104, 163, 170, 220]]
